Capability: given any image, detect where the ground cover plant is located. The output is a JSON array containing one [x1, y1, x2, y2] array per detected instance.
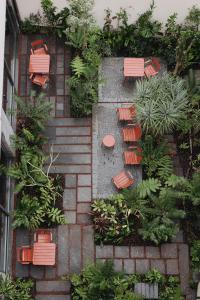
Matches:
[[0, 274, 33, 300], [70, 260, 183, 300], [1, 92, 66, 230]]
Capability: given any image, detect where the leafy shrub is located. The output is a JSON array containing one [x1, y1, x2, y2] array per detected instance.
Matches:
[[140, 135, 173, 180], [135, 73, 188, 136], [191, 240, 200, 271], [0, 275, 33, 300], [7, 93, 66, 230], [70, 261, 183, 300], [91, 194, 133, 243]]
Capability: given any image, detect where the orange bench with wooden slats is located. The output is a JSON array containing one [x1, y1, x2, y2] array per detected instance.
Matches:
[[112, 170, 134, 189], [31, 39, 48, 55], [33, 242, 56, 266], [144, 57, 161, 78], [124, 58, 145, 77], [122, 125, 142, 142], [29, 54, 50, 74], [117, 105, 136, 122], [17, 246, 33, 264], [123, 147, 142, 165]]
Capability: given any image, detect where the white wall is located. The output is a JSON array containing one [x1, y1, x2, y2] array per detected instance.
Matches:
[[16, 0, 200, 26], [0, 0, 6, 150]]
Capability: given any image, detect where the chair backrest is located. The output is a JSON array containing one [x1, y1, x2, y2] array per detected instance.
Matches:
[[31, 39, 44, 48], [152, 57, 161, 71], [17, 247, 32, 264], [129, 105, 136, 117], [35, 230, 52, 243]]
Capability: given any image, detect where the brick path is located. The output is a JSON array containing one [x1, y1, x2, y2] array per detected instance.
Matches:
[[14, 37, 193, 300]]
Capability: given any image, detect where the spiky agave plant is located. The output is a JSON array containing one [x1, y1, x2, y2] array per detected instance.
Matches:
[[134, 72, 188, 136]]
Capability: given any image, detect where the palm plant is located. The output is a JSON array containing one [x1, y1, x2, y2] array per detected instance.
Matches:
[[134, 73, 188, 136]]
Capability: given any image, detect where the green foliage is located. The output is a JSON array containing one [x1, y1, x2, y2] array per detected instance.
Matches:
[[135, 73, 188, 136], [0, 274, 33, 300], [191, 240, 200, 271], [71, 260, 143, 300], [7, 94, 66, 230], [91, 194, 133, 243], [140, 136, 173, 180], [137, 178, 161, 198], [70, 261, 183, 300]]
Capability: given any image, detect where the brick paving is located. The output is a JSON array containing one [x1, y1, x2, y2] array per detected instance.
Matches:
[[14, 38, 193, 299]]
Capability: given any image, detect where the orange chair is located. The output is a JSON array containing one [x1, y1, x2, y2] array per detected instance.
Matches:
[[122, 125, 142, 142], [17, 246, 33, 264], [31, 39, 48, 55], [117, 105, 136, 122], [34, 229, 52, 243], [144, 57, 161, 78], [123, 147, 142, 165], [112, 170, 134, 189], [30, 73, 48, 88]]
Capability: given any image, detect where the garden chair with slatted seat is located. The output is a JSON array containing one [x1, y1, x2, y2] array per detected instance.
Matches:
[[17, 246, 33, 264], [34, 229, 53, 243], [123, 147, 142, 165], [112, 170, 134, 189], [122, 125, 142, 143], [144, 57, 161, 78], [117, 105, 136, 122], [30, 73, 49, 88], [31, 39, 48, 55]]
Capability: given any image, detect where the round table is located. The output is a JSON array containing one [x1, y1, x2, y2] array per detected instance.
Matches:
[[102, 134, 115, 148]]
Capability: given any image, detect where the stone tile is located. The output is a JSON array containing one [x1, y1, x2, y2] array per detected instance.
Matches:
[[82, 226, 95, 266], [78, 174, 92, 186], [131, 246, 145, 258], [77, 213, 92, 225], [179, 244, 189, 294], [53, 136, 91, 145], [56, 127, 91, 136], [77, 203, 91, 213], [53, 154, 91, 164], [172, 230, 184, 243], [36, 280, 71, 293], [45, 266, 56, 279], [16, 229, 30, 246], [69, 225, 82, 273], [150, 259, 165, 274], [15, 262, 29, 278], [45, 165, 91, 174], [52, 145, 91, 153], [124, 259, 135, 274], [57, 225, 69, 276], [30, 265, 45, 279], [114, 246, 129, 258], [113, 259, 123, 272], [96, 245, 113, 258], [77, 187, 91, 202], [63, 189, 76, 210], [166, 259, 179, 275], [48, 118, 91, 126], [161, 244, 177, 258], [65, 175, 76, 188], [146, 246, 160, 258], [36, 296, 70, 300], [64, 211, 76, 224], [135, 259, 150, 274]]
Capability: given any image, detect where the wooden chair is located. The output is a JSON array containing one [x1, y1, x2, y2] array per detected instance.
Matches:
[[112, 170, 134, 189], [34, 229, 53, 243], [117, 105, 136, 122], [123, 147, 142, 165], [122, 125, 142, 142], [31, 39, 48, 55], [17, 246, 33, 264], [30, 73, 48, 88], [144, 57, 161, 78]]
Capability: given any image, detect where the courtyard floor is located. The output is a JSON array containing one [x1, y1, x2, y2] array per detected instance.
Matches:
[[13, 36, 194, 300]]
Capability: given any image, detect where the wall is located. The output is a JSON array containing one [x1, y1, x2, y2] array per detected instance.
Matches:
[[16, 0, 200, 26], [0, 0, 6, 150]]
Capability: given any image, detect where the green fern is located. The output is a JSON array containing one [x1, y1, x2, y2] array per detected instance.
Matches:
[[137, 178, 161, 198], [71, 56, 86, 78]]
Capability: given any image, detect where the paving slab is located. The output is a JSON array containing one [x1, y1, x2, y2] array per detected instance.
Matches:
[[69, 225, 82, 273], [63, 189, 76, 210], [56, 127, 91, 136], [57, 225, 69, 276], [124, 259, 135, 274], [36, 280, 71, 293]]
